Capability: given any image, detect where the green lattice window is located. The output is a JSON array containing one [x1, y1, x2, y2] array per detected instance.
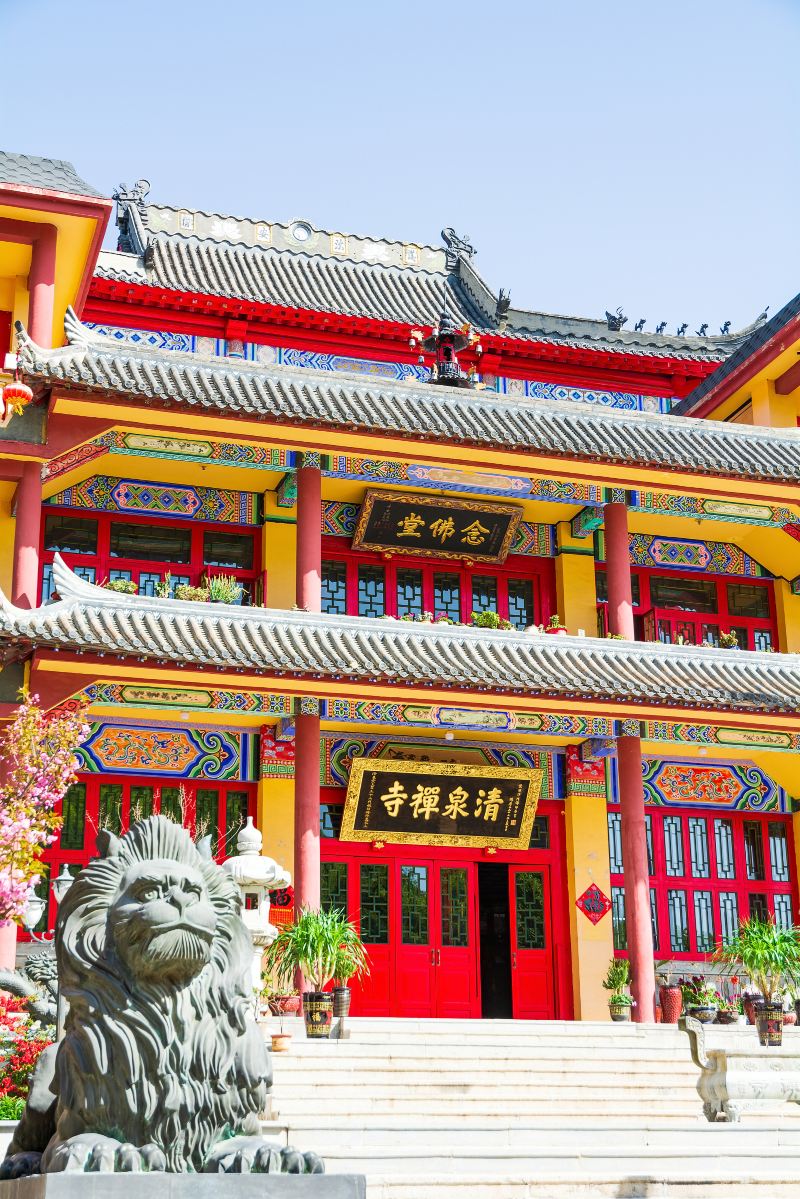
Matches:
[[60, 784, 86, 850], [528, 815, 550, 850], [129, 786, 154, 822], [360, 864, 389, 944], [225, 791, 249, 853], [99, 784, 123, 836], [401, 865, 429, 945], [515, 871, 545, 950], [321, 803, 343, 839], [440, 868, 469, 947], [321, 861, 348, 914], [160, 787, 183, 823], [196, 788, 219, 854]]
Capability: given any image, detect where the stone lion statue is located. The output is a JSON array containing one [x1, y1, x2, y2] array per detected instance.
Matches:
[[1, 816, 322, 1177]]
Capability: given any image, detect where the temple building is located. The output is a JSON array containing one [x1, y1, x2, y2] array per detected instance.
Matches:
[[3, 149, 800, 1021]]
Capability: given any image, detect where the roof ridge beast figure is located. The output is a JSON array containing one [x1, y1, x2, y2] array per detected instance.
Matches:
[[1, 815, 322, 1177]]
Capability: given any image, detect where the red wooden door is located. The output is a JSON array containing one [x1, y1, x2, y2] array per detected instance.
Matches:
[[355, 859, 392, 1015], [394, 861, 435, 1016], [435, 863, 479, 1018], [509, 866, 554, 1019]]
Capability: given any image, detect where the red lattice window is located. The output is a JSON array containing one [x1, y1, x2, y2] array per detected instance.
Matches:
[[597, 569, 776, 652], [321, 541, 555, 629], [608, 807, 796, 960], [23, 775, 256, 937], [40, 509, 262, 605]]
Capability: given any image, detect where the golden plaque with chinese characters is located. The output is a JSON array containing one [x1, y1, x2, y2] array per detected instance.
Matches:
[[341, 759, 543, 849], [352, 490, 523, 564]]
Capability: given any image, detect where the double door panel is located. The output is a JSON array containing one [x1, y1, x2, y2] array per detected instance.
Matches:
[[509, 866, 554, 1019], [395, 859, 477, 1018], [341, 857, 479, 1017]]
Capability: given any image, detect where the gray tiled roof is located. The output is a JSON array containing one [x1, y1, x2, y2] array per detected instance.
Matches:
[[3, 557, 799, 716], [0, 150, 105, 199], [99, 192, 762, 361], [17, 312, 800, 485], [676, 291, 800, 415]]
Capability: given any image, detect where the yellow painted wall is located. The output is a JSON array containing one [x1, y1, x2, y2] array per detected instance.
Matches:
[[773, 579, 800, 654], [258, 776, 295, 879], [749, 377, 797, 429], [555, 525, 598, 635], [564, 785, 614, 1019]]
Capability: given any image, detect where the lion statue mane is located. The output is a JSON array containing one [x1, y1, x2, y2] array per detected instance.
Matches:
[[2, 816, 322, 1177]]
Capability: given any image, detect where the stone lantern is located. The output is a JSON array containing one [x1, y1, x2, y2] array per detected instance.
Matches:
[[222, 817, 291, 995]]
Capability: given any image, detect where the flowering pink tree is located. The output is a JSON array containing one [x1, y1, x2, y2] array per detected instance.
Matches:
[[0, 691, 89, 923]]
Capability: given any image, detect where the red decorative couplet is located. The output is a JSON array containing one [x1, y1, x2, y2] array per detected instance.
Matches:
[[575, 883, 612, 925]]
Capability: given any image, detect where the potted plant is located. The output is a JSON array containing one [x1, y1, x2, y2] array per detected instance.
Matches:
[[715, 996, 738, 1025], [174, 583, 211, 602], [715, 917, 800, 1046], [679, 975, 719, 1024], [719, 629, 739, 649], [545, 614, 567, 635], [207, 573, 243, 604], [602, 958, 634, 1021], [102, 576, 138, 595], [263, 907, 368, 1040], [656, 964, 683, 1024], [331, 939, 370, 1019]]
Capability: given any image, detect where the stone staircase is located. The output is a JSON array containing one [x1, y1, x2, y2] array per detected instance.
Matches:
[[265, 1016, 800, 1198]]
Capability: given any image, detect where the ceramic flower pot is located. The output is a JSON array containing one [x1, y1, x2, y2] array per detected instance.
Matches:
[[783, 1010, 797, 1027], [687, 1005, 717, 1024], [609, 1002, 632, 1022], [715, 1010, 737, 1025], [659, 984, 683, 1025], [332, 986, 351, 1019], [271, 1033, 292, 1053], [303, 991, 333, 1039], [268, 995, 301, 1017], [755, 1000, 784, 1047]]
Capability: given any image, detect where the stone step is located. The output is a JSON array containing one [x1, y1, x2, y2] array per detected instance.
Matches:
[[273, 1098, 707, 1116], [271, 1058, 697, 1076], [278, 1117, 800, 1151], [322, 1145, 800, 1174], [273, 1079, 700, 1099], [334, 1172, 800, 1199]]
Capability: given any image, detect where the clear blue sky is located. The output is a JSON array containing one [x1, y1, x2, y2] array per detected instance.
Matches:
[[5, 0, 799, 334]]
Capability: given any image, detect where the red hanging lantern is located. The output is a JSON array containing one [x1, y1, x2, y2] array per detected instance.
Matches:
[[2, 378, 33, 419]]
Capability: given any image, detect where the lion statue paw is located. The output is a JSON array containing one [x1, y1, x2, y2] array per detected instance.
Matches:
[[203, 1137, 324, 1175], [0, 1151, 43, 1180], [43, 1135, 167, 1173]]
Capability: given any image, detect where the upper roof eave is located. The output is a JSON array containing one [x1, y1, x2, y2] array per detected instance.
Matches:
[[16, 311, 800, 487]]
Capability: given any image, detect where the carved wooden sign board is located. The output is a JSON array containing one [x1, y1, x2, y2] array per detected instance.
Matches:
[[341, 758, 542, 849], [352, 489, 523, 564]]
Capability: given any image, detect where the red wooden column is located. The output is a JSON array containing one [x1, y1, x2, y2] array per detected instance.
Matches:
[[604, 499, 656, 1022], [28, 225, 57, 347], [12, 462, 43, 609], [294, 456, 322, 911]]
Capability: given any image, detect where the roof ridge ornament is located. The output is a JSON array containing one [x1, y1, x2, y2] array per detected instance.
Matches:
[[605, 307, 628, 332], [113, 179, 151, 256], [441, 227, 476, 271]]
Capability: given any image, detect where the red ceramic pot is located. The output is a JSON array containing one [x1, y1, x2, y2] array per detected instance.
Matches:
[[659, 985, 683, 1025]]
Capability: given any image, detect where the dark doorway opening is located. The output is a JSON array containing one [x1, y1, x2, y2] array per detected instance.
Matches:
[[478, 862, 513, 1018]]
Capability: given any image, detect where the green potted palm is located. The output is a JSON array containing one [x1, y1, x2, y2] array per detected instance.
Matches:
[[715, 917, 800, 1046], [602, 957, 635, 1022], [263, 907, 367, 1039]]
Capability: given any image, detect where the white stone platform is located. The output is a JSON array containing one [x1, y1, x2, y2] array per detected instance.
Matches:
[[265, 1017, 800, 1198]]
